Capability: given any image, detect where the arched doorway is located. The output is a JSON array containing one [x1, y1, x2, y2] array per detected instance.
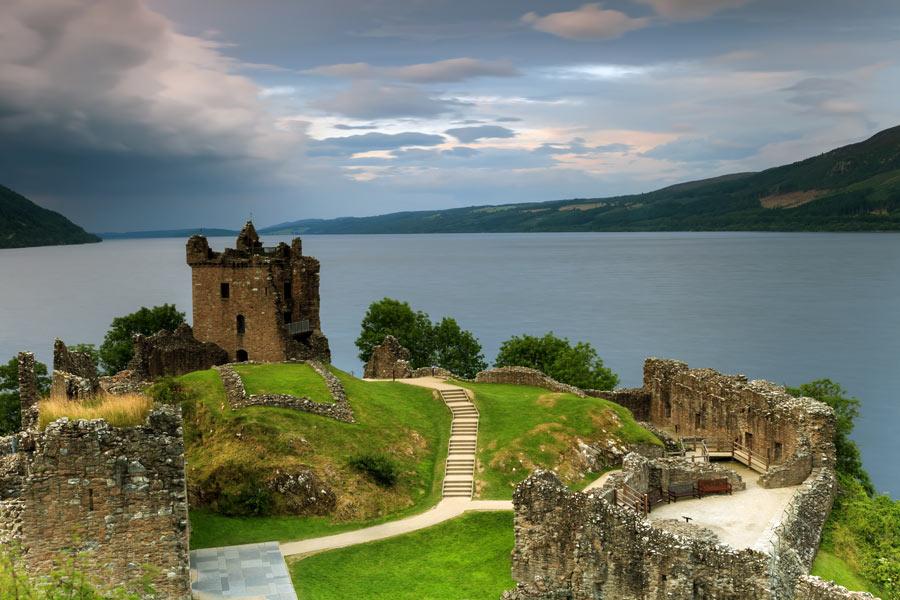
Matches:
[[236, 349, 248, 362]]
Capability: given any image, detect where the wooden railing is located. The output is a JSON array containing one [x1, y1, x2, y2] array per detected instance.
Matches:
[[615, 484, 650, 515], [732, 441, 769, 473]]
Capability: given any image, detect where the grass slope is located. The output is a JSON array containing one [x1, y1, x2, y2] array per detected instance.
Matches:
[[456, 382, 661, 499], [0, 184, 100, 248], [290, 511, 515, 600], [178, 367, 450, 549], [262, 125, 900, 234], [811, 550, 881, 595], [233, 363, 334, 403]]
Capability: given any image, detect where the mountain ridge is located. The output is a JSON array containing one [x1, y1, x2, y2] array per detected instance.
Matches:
[[0, 185, 101, 249]]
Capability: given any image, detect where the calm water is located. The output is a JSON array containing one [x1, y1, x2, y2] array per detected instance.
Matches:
[[1, 233, 898, 494]]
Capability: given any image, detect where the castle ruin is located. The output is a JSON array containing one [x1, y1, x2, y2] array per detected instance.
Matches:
[[186, 221, 330, 363]]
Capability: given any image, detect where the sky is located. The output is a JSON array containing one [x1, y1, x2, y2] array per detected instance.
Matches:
[[1, 0, 899, 231]]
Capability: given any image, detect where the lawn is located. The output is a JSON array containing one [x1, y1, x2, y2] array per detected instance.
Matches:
[[233, 362, 334, 403], [811, 550, 882, 596], [178, 367, 451, 548], [454, 381, 661, 500], [290, 511, 515, 600]]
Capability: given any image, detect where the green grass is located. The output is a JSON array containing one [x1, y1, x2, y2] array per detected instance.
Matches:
[[181, 368, 451, 548], [811, 550, 881, 595], [233, 362, 334, 403], [290, 511, 515, 600], [454, 381, 660, 500]]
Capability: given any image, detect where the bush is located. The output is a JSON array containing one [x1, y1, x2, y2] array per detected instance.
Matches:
[[349, 453, 399, 487], [98, 304, 185, 374], [495, 332, 619, 390], [356, 298, 486, 377]]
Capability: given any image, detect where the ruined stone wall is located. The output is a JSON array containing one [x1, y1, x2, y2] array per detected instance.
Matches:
[[187, 224, 330, 364], [216, 362, 354, 423], [504, 470, 772, 600], [643, 359, 835, 487], [53, 339, 99, 385], [14, 406, 190, 598], [585, 387, 651, 420], [794, 577, 878, 600], [475, 367, 586, 397], [18, 352, 39, 430], [128, 323, 228, 380], [364, 335, 412, 379]]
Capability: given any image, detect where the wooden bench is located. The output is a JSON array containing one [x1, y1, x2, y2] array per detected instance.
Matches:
[[697, 478, 732, 497], [667, 482, 699, 503]]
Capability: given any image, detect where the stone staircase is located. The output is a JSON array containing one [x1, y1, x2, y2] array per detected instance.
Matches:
[[440, 387, 478, 499]]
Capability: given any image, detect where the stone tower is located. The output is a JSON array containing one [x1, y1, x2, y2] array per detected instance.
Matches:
[[186, 222, 330, 363]]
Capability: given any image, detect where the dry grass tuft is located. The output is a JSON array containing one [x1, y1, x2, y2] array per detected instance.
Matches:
[[39, 393, 153, 429]]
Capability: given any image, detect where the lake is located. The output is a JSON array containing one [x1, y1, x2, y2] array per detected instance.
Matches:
[[1, 232, 898, 494]]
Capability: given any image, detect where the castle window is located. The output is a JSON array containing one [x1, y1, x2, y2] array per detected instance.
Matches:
[[220, 282, 230, 298], [774, 441, 783, 462], [283, 311, 292, 324], [283, 281, 292, 299], [695, 412, 702, 430], [236, 314, 246, 334], [88, 488, 94, 511]]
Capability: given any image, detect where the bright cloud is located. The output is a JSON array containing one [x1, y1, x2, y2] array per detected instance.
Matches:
[[522, 4, 650, 40], [633, 0, 753, 20]]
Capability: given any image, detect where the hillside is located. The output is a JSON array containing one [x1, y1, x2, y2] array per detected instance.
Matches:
[[0, 185, 100, 248], [167, 363, 657, 548], [262, 125, 900, 234]]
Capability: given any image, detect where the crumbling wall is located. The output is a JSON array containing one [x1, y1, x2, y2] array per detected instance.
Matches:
[[364, 335, 412, 379], [643, 359, 835, 488], [17, 352, 40, 430], [51, 339, 100, 400], [585, 387, 651, 420], [128, 323, 228, 380], [794, 576, 878, 600], [16, 406, 190, 599], [475, 367, 586, 397], [216, 362, 354, 423], [504, 470, 772, 600]]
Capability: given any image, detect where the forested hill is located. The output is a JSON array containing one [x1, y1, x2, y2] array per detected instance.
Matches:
[[262, 125, 900, 234], [0, 185, 100, 249]]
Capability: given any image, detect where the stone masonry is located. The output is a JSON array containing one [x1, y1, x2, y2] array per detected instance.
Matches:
[[187, 221, 330, 364], [1, 353, 192, 599], [364, 335, 412, 379], [51, 339, 100, 399], [475, 366, 586, 397], [216, 361, 354, 423], [128, 323, 228, 380]]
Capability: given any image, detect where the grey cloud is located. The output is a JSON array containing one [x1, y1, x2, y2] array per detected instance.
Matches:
[[334, 123, 379, 130], [632, 0, 753, 21], [445, 125, 516, 142], [311, 81, 464, 118], [642, 137, 759, 162], [310, 131, 446, 156], [496, 117, 523, 122], [535, 138, 631, 155], [306, 57, 519, 83], [781, 77, 864, 117]]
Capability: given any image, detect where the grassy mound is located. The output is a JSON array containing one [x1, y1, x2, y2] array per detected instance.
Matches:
[[812, 550, 881, 595], [290, 511, 514, 600], [233, 362, 334, 403], [456, 381, 661, 499], [167, 367, 450, 549]]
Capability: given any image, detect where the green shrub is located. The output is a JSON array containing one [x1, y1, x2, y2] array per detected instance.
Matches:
[[495, 332, 618, 390], [349, 453, 399, 487]]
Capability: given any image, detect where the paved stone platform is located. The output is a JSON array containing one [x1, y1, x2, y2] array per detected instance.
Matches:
[[191, 542, 297, 600]]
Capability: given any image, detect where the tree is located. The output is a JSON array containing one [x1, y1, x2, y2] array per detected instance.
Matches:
[[356, 298, 487, 377], [356, 298, 434, 367], [788, 379, 874, 496], [495, 332, 619, 390], [0, 355, 50, 434], [99, 304, 185, 374], [431, 317, 487, 379]]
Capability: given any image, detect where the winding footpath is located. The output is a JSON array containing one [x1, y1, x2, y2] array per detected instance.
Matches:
[[280, 377, 511, 557]]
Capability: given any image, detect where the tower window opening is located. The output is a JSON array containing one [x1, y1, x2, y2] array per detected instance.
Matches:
[[236, 314, 246, 334]]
